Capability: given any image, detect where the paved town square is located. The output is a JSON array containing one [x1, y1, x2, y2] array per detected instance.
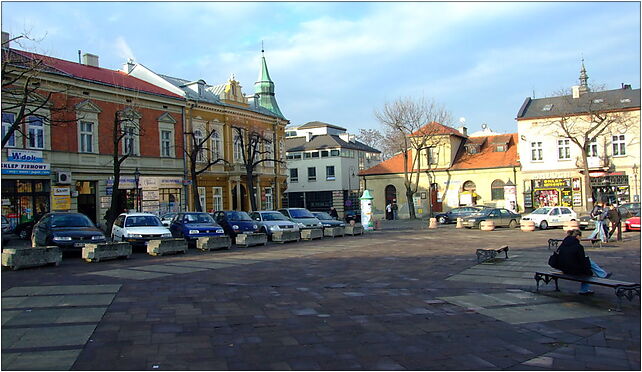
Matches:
[[2, 223, 639, 370]]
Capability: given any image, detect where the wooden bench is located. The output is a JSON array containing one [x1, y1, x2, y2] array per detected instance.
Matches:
[[534, 271, 640, 311], [548, 238, 602, 250], [476, 245, 509, 263]]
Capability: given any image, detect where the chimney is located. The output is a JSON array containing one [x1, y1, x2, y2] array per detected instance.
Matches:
[[457, 126, 468, 136], [622, 83, 631, 90], [572, 85, 580, 99], [82, 53, 99, 67], [1, 32, 9, 48], [122, 58, 135, 73], [306, 132, 313, 142]]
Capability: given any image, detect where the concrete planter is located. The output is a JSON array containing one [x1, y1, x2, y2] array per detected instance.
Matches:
[[2, 246, 62, 270], [480, 220, 495, 231], [324, 227, 345, 237], [300, 228, 324, 240], [520, 220, 535, 232], [563, 220, 580, 231], [196, 236, 231, 251], [272, 230, 300, 244], [147, 238, 188, 256], [82, 242, 132, 263], [345, 225, 364, 236], [236, 233, 267, 247]]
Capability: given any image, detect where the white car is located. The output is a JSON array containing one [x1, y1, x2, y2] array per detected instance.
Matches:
[[111, 213, 172, 247], [521, 207, 577, 230]]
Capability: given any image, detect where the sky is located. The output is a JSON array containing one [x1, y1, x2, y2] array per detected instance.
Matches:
[[2, 1, 640, 135]]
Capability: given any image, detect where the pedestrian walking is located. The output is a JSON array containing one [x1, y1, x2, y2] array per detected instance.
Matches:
[[607, 204, 622, 241], [329, 207, 338, 220], [391, 199, 398, 220], [385, 202, 392, 220], [550, 229, 612, 295], [587, 202, 608, 243]]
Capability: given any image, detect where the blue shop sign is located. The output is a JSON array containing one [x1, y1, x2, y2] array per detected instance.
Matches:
[[7, 149, 44, 163], [2, 162, 50, 175]]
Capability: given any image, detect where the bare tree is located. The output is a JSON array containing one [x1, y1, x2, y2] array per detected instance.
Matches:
[[374, 96, 452, 219], [232, 124, 282, 211], [539, 90, 636, 211], [183, 123, 227, 212], [2, 34, 76, 148], [356, 128, 397, 160]]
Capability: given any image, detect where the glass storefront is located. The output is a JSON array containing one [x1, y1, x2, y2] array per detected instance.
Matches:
[[1, 179, 50, 229]]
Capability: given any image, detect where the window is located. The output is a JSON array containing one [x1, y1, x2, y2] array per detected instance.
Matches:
[[304, 152, 312, 159], [495, 145, 506, 152], [326, 166, 335, 180], [264, 140, 274, 167], [551, 208, 560, 216], [530, 141, 543, 161], [287, 152, 302, 160], [80, 121, 94, 153], [557, 139, 570, 160], [161, 130, 172, 157], [194, 130, 205, 162], [233, 134, 243, 162], [491, 179, 505, 200], [290, 168, 298, 183], [198, 186, 206, 211], [211, 130, 222, 159], [331, 149, 340, 156], [27, 116, 44, 149], [2, 112, 16, 147], [586, 138, 598, 157], [427, 147, 438, 164], [212, 187, 223, 211], [311, 151, 319, 158], [321, 150, 329, 157], [612, 135, 626, 156], [307, 167, 316, 181], [561, 208, 572, 215], [123, 126, 136, 155], [264, 187, 273, 210], [542, 104, 553, 111]]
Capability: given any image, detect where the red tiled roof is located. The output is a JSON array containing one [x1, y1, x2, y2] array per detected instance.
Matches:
[[411, 122, 465, 137], [359, 133, 519, 176], [11, 49, 183, 99]]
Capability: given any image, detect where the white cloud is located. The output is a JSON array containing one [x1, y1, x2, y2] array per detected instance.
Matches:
[[114, 36, 135, 61]]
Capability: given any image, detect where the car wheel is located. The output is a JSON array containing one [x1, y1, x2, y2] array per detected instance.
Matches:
[[508, 220, 517, 229], [437, 216, 447, 224], [540, 220, 548, 230]]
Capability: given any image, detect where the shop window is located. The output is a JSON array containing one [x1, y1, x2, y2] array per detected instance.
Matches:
[[557, 139, 570, 160], [530, 142, 543, 161], [159, 188, 181, 214], [27, 115, 45, 149], [2, 112, 17, 147], [612, 135, 626, 156], [491, 179, 505, 200]]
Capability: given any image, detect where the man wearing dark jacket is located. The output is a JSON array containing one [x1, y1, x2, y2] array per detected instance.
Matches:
[[607, 204, 622, 241], [554, 229, 611, 294]]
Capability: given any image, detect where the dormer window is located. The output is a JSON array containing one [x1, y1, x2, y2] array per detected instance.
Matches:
[[593, 98, 604, 104], [495, 144, 506, 152], [542, 104, 553, 111], [465, 144, 480, 155]]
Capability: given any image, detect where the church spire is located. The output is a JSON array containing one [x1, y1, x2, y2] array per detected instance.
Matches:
[[579, 58, 589, 93], [254, 45, 284, 118]]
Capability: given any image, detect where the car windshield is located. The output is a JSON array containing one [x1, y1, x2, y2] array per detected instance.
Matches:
[[313, 212, 333, 220], [290, 209, 315, 218], [183, 213, 214, 224], [52, 214, 94, 227], [125, 215, 162, 227], [531, 208, 552, 215], [161, 213, 176, 220], [227, 211, 252, 221], [261, 212, 288, 221], [471, 209, 492, 216]]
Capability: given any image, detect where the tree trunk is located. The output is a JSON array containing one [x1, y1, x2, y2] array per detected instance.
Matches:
[[247, 169, 257, 211], [190, 159, 201, 212], [581, 152, 593, 212], [405, 188, 416, 219], [106, 120, 122, 236]]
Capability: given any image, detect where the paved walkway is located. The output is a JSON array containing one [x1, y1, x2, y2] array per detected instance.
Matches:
[[1, 226, 640, 370]]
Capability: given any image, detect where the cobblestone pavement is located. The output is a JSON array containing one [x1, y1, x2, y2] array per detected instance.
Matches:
[[2, 224, 640, 370]]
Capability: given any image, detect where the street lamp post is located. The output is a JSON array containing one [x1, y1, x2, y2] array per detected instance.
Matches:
[[633, 164, 639, 202], [134, 167, 141, 212]]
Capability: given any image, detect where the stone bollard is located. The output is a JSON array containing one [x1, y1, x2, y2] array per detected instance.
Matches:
[[196, 236, 231, 251], [480, 220, 495, 231], [520, 220, 535, 232], [456, 217, 464, 229], [147, 238, 188, 256], [563, 220, 580, 232], [428, 218, 438, 229], [2, 246, 62, 270], [83, 242, 132, 262]]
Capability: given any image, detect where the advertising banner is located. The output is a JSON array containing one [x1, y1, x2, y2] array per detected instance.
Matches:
[[51, 186, 71, 210]]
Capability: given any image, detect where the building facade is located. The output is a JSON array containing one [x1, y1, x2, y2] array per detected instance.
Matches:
[[284, 122, 381, 216], [125, 51, 289, 212], [359, 123, 521, 220], [516, 65, 640, 211], [1, 43, 186, 230]]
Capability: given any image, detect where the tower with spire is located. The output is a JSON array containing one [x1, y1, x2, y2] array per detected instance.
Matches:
[[578, 58, 589, 94], [254, 46, 284, 118]]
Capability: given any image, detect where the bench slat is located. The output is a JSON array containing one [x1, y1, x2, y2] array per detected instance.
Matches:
[[535, 271, 639, 288]]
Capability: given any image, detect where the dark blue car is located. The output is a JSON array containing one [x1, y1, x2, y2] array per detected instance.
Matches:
[[211, 211, 258, 239], [169, 212, 225, 244]]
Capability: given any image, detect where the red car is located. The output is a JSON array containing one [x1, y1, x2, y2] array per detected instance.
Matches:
[[624, 216, 641, 231]]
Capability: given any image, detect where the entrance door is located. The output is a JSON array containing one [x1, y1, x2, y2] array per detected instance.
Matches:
[[385, 185, 397, 204], [232, 185, 247, 211], [76, 181, 97, 223]]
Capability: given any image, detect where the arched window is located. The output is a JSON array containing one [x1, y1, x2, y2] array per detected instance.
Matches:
[[491, 179, 505, 200], [462, 180, 476, 192], [211, 130, 222, 159]]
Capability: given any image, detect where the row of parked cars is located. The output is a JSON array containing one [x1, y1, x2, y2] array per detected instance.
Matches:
[[26, 208, 347, 251], [435, 202, 641, 231]]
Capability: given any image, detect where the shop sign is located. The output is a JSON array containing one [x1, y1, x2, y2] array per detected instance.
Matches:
[[541, 178, 571, 188], [142, 200, 160, 207], [572, 192, 583, 207], [52, 186, 71, 210], [106, 177, 137, 189], [7, 149, 44, 163], [142, 190, 159, 201], [140, 177, 159, 190], [160, 177, 183, 188], [2, 199, 10, 206], [2, 161, 50, 175]]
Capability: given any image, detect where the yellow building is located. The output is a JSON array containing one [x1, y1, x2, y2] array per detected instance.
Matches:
[[359, 123, 522, 219], [126, 52, 289, 212]]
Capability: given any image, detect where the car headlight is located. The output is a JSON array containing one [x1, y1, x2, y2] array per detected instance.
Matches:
[[339, 224, 345, 227], [232, 225, 239, 230], [128, 234, 143, 238], [53, 236, 72, 241], [323, 223, 331, 227], [270, 225, 281, 231], [216, 229, 224, 234], [91, 235, 105, 240], [253, 225, 258, 230], [297, 223, 305, 228], [161, 233, 172, 237], [189, 230, 199, 234]]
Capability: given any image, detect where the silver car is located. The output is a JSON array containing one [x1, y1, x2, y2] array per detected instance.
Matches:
[[250, 211, 300, 238]]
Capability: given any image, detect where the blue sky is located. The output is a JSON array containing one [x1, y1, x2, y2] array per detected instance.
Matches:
[[2, 2, 640, 134]]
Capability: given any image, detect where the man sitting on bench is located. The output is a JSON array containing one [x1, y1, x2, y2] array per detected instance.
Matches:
[[552, 229, 612, 295]]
